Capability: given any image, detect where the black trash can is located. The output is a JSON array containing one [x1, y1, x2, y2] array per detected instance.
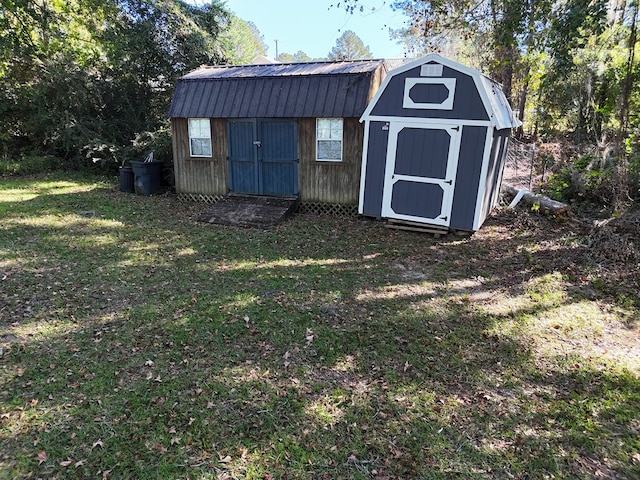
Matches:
[[119, 166, 135, 193], [130, 160, 163, 196]]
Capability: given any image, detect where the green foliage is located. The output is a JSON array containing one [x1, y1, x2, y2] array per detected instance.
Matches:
[[277, 51, 316, 62], [220, 14, 267, 64], [0, 155, 66, 176], [544, 152, 640, 205], [0, 0, 230, 169], [327, 30, 372, 60]]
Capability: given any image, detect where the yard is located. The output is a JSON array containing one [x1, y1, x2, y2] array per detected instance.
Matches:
[[1, 172, 638, 479]]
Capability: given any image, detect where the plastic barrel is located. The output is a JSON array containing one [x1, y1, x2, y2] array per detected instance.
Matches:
[[130, 161, 163, 196], [119, 166, 135, 193]]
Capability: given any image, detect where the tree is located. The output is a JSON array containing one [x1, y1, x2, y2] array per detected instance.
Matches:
[[339, 0, 640, 207], [0, 0, 230, 165], [327, 30, 372, 60], [338, 0, 608, 128], [220, 14, 267, 64], [277, 51, 314, 62]]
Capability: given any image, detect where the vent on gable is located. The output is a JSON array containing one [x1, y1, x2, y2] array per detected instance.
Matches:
[[420, 63, 443, 77]]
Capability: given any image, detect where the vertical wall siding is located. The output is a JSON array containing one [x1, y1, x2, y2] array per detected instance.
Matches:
[[480, 129, 510, 224], [298, 118, 363, 204], [172, 118, 228, 196], [449, 126, 487, 231], [360, 121, 390, 218]]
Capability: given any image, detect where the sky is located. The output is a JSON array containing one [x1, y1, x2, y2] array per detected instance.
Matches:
[[196, 1, 411, 60]]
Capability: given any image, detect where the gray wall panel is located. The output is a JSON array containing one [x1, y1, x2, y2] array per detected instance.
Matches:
[[449, 126, 487, 231], [361, 122, 389, 217], [481, 129, 510, 222]]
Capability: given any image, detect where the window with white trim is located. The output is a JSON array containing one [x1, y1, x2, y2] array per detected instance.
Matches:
[[403, 78, 456, 110], [316, 118, 343, 162], [188, 118, 212, 157]]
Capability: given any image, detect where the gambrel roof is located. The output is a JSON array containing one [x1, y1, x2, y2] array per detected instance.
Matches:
[[360, 54, 522, 130], [168, 60, 388, 119]]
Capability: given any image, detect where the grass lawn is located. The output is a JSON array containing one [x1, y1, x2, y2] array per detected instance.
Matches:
[[1, 172, 638, 479]]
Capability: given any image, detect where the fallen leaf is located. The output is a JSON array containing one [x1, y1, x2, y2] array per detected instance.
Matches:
[[283, 351, 291, 368], [37, 450, 48, 465], [74, 459, 86, 468], [92, 439, 104, 449], [60, 459, 73, 467], [144, 359, 154, 367]]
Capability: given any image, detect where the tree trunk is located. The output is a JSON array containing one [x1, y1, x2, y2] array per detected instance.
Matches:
[[516, 64, 530, 138], [619, 1, 638, 140], [502, 184, 570, 215]]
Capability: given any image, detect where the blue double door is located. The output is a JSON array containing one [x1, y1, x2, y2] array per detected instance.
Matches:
[[228, 119, 298, 196]]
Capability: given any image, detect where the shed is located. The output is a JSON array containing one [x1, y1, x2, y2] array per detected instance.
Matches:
[[359, 54, 522, 232], [168, 60, 388, 213]]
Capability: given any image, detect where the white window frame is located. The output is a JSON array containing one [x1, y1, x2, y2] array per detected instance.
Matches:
[[403, 78, 456, 110], [316, 118, 343, 162], [188, 118, 212, 158]]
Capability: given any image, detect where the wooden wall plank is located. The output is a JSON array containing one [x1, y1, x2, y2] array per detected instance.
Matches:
[[174, 117, 363, 203], [172, 118, 228, 196], [298, 118, 363, 204]]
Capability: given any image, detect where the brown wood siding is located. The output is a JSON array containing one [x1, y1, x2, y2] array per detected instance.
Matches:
[[171, 118, 228, 196], [298, 118, 363, 204]]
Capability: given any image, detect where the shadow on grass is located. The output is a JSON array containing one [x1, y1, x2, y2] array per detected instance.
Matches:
[[1, 177, 639, 479]]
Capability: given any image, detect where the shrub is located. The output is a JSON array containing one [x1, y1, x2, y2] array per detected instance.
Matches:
[[543, 153, 637, 207], [0, 155, 66, 176]]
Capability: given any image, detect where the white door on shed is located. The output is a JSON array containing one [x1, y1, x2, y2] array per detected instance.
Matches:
[[381, 122, 461, 226]]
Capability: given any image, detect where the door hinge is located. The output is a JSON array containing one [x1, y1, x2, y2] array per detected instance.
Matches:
[[439, 216, 448, 221], [451, 126, 460, 131], [444, 179, 452, 185]]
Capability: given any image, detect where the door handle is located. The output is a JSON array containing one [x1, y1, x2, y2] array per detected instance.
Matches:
[[253, 141, 261, 147]]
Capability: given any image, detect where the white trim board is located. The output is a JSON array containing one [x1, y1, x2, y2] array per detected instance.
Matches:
[[362, 116, 492, 127], [472, 127, 495, 231], [358, 120, 371, 215]]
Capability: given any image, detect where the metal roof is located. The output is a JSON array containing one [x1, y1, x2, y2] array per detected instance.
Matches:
[[181, 60, 386, 79], [169, 60, 387, 119]]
